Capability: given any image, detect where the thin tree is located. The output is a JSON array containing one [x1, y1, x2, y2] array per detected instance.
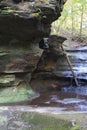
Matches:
[[79, 0, 85, 38]]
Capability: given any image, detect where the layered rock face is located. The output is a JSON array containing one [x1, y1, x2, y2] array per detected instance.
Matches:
[[0, 0, 66, 44], [0, 0, 66, 73], [0, 0, 66, 103]]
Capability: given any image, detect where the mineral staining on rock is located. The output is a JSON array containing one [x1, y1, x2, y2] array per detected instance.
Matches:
[[0, 0, 66, 103]]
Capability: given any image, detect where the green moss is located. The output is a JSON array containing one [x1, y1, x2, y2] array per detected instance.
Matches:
[[31, 12, 40, 17], [0, 75, 15, 85], [0, 6, 21, 15], [0, 51, 9, 56], [0, 7, 14, 14], [70, 125, 80, 130], [35, 0, 49, 6], [21, 112, 73, 130], [30, 7, 42, 18], [0, 82, 36, 103]]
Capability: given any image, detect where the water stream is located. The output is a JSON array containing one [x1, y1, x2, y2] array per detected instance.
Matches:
[[0, 46, 87, 129], [29, 45, 87, 112]]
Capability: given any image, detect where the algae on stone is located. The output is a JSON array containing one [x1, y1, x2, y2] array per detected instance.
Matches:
[[20, 112, 73, 130], [0, 75, 15, 87], [0, 81, 36, 103]]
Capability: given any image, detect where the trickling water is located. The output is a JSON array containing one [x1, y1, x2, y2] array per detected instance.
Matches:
[[62, 86, 87, 96], [29, 46, 87, 112], [54, 46, 87, 81], [51, 94, 85, 104]]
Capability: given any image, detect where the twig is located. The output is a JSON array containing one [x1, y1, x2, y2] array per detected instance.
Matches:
[[61, 45, 79, 86]]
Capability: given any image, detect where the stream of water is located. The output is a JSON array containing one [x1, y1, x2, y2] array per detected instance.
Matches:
[[0, 46, 87, 130], [29, 46, 87, 112]]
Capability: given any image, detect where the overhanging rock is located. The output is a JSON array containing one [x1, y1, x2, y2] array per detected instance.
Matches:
[[0, 0, 67, 103]]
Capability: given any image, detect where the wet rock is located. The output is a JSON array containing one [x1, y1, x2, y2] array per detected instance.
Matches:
[[0, 80, 38, 104], [48, 82, 62, 91], [32, 38, 87, 87], [49, 35, 67, 50], [0, 74, 15, 87], [34, 35, 67, 72], [0, 108, 74, 130], [0, 0, 67, 103], [0, 106, 87, 130], [36, 49, 61, 72]]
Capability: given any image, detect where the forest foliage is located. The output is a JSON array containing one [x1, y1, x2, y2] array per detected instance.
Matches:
[[52, 0, 87, 39]]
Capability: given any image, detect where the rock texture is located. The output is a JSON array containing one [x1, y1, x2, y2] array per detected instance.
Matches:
[[32, 42, 87, 90], [0, 0, 66, 74], [0, 0, 67, 103], [0, 0, 66, 44]]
